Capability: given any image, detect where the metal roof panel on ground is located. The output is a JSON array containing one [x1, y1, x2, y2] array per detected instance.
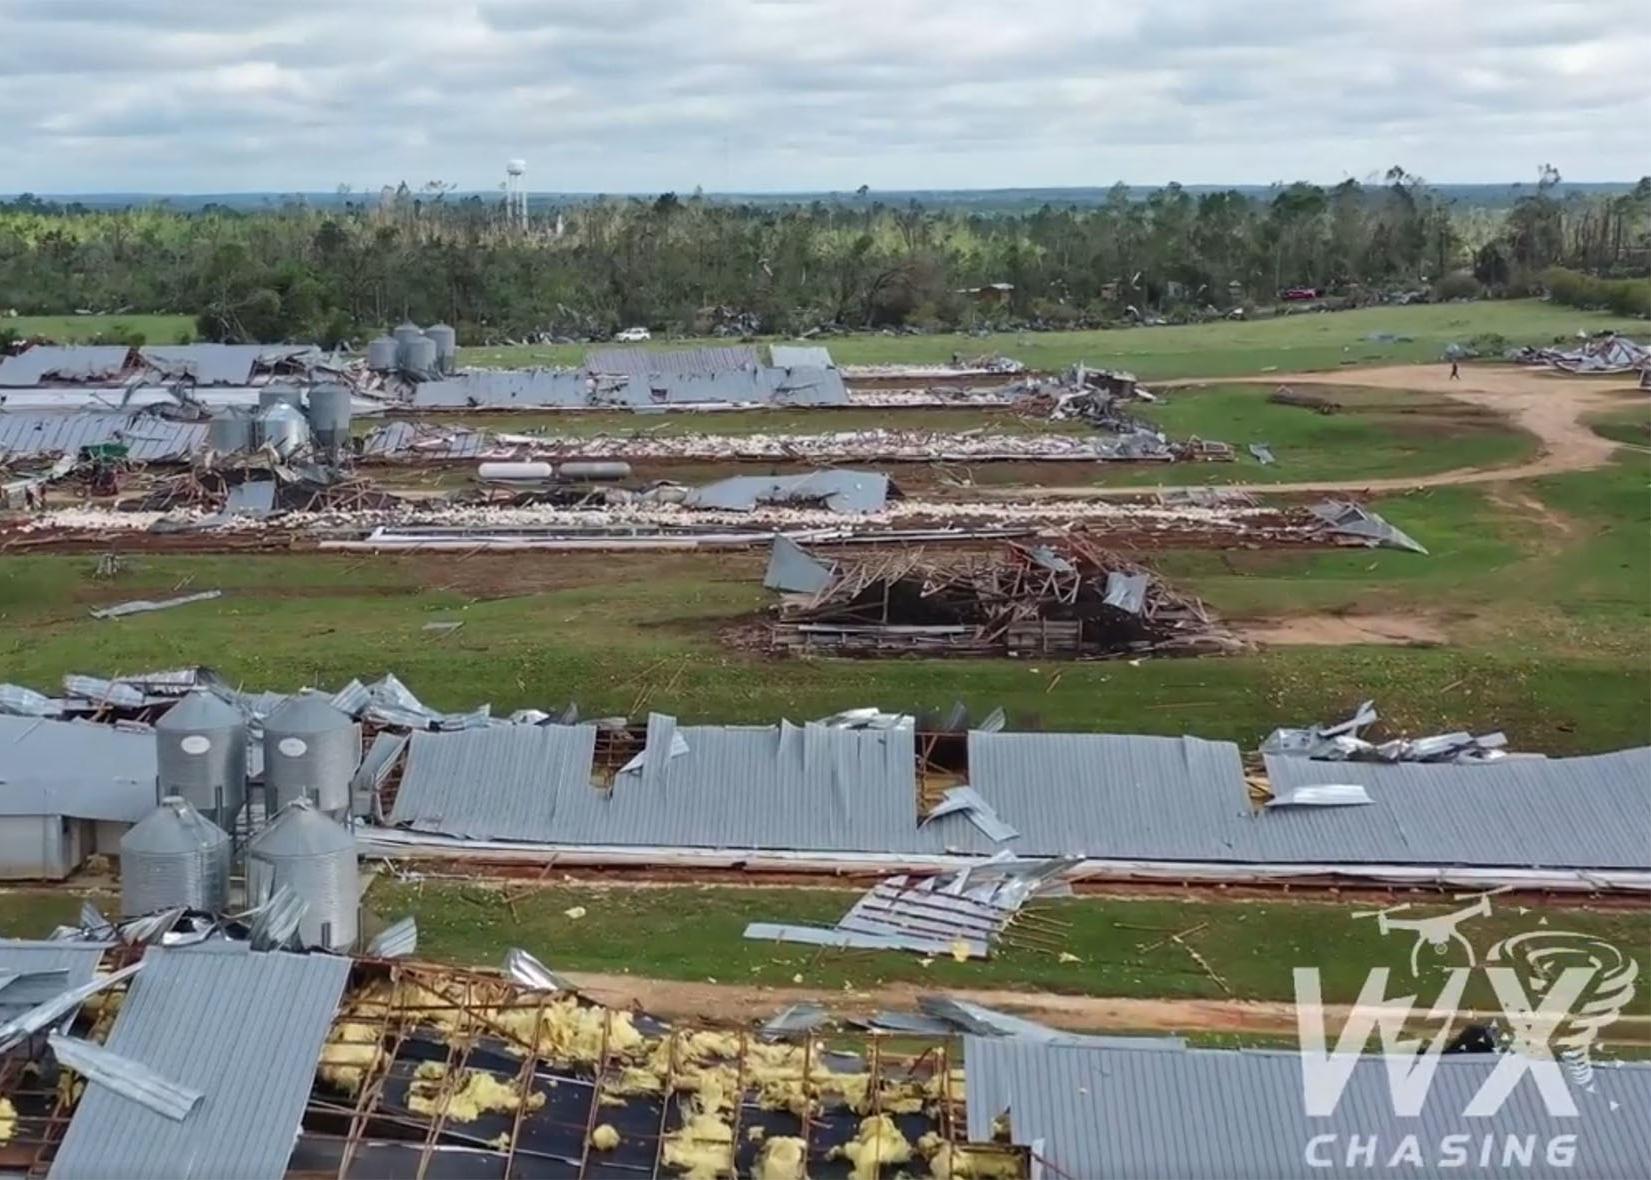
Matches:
[[0, 346, 133, 386], [0, 939, 108, 1024], [587, 344, 759, 376], [1260, 749, 1651, 869], [770, 344, 835, 369], [768, 364, 849, 406], [685, 469, 890, 513], [390, 724, 597, 842], [964, 1036, 1651, 1180], [48, 944, 351, 1180], [0, 411, 207, 461], [0, 715, 158, 821]]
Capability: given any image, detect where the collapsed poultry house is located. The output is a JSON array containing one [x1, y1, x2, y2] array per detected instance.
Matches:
[[768, 538, 1241, 658]]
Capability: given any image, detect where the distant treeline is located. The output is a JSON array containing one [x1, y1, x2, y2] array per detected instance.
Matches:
[[1, 171, 1647, 345]]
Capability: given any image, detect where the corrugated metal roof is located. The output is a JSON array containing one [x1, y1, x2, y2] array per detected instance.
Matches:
[[587, 344, 759, 376], [49, 944, 351, 1180], [551, 723, 918, 851], [964, 1037, 1651, 1180], [0, 939, 107, 1025], [0, 715, 158, 821], [764, 535, 834, 593], [770, 344, 835, 369], [411, 370, 589, 409], [0, 346, 133, 387], [962, 732, 1251, 860], [138, 345, 263, 386], [390, 725, 597, 841], [1260, 750, 1651, 869], [0, 411, 207, 461], [685, 470, 889, 513]]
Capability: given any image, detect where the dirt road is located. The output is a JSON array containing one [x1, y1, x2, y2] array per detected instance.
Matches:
[[993, 365, 1644, 498], [562, 970, 1651, 1042]]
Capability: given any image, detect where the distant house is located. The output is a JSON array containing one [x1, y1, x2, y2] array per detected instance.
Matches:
[[955, 282, 1015, 306]]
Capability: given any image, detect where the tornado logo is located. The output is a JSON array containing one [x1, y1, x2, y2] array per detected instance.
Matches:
[[1488, 932, 1639, 1087]]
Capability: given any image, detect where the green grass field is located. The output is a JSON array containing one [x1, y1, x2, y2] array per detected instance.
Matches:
[[0, 884, 1640, 1020], [11, 300, 1642, 381], [2, 313, 197, 346], [3, 448, 1646, 751], [463, 300, 1647, 379]]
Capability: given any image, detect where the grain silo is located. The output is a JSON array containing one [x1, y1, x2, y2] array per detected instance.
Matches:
[[306, 383, 353, 453], [366, 336, 400, 372], [119, 797, 231, 916], [207, 409, 256, 454], [392, 321, 424, 366], [246, 798, 358, 951], [155, 688, 247, 825], [262, 693, 360, 816], [256, 400, 310, 459], [425, 323, 457, 372], [402, 334, 439, 375]]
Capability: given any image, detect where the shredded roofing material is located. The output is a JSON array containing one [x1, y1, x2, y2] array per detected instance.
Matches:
[[47, 1033, 204, 1122], [0, 940, 108, 1026], [48, 945, 351, 1180], [964, 1037, 1651, 1180], [1261, 699, 1510, 762]]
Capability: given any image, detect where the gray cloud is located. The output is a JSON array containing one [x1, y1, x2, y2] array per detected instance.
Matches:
[[0, 0, 1644, 192]]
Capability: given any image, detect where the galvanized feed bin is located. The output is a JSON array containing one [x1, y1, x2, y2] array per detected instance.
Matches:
[[256, 401, 310, 459], [207, 409, 256, 454], [402, 334, 439, 375], [262, 692, 360, 815], [366, 336, 400, 371], [246, 798, 358, 951], [119, 796, 231, 917], [392, 320, 424, 366], [155, 689, 247, 823], [425, 323, 457, 372], [306, 383, 353, 452]]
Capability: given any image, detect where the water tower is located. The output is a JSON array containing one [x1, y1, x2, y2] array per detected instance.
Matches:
[[506, 158, 528, 231]]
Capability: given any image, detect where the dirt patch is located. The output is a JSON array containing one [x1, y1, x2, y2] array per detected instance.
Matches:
[[1004, 365, 1646, 498], [1482, 486, 1581, 541], [1237, 613, 1450, 647], [559, 971, 1651, 1042]]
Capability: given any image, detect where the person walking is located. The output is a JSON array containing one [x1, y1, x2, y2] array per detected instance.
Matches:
[[1449, 359, 1460, 380]]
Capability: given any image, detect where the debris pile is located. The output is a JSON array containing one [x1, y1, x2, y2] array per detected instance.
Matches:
[[1261, 699, 1512, 763], [1509, 334, 1649, 375], [1309, 498, 1428, 554], [768, 537, 1242, 658], [745, 857, 1078, 959]]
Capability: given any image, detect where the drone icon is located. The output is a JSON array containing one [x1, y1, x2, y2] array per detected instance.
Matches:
[[1353, 887, 1512, 975]]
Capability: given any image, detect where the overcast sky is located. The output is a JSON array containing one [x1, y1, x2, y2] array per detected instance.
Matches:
[[3, 0, 1645, 194]]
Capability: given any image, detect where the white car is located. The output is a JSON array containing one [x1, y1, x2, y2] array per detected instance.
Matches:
[[614, 326, 651, 342]]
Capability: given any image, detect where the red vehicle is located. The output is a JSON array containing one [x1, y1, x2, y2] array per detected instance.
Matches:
[[1281, 287, 1321, 301]]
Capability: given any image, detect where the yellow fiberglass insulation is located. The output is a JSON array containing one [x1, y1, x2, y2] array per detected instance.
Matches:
[[661, 1099, 735, 1180], [316, 1018, 386, 1096], [589, 1124, 621, 1151], [407, 1069, 546, 1122], [0, 1098, 16, 1144], [831, 1114, 912, 1180], [753, 1135, 808, 1180], [925, 1143, 1023, 1179]]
